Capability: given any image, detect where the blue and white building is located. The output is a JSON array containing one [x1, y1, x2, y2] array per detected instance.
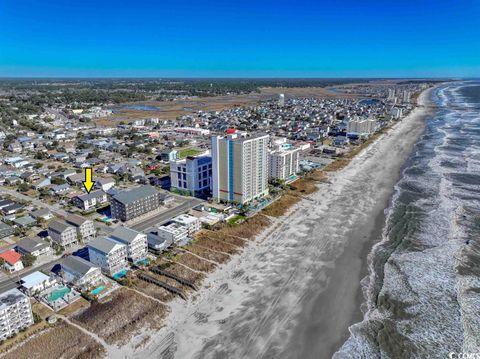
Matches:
[[211, 132, 269, 204]]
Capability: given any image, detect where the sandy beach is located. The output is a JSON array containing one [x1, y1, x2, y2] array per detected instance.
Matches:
[[112, 89, 434, 359]]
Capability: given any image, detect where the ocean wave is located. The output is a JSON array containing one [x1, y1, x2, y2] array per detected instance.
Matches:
[[335, 82, 480, 358]]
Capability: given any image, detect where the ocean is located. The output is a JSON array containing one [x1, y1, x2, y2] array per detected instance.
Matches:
[[335, 82, 480, 358]]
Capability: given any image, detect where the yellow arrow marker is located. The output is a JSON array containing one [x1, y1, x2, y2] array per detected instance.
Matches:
[[83, 167, 95, 194]]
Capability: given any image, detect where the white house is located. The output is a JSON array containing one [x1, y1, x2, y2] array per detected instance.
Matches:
[[61, 255, 102, 290], [72, 190, 108, 211], [146, 228, 174, 252], [30, 208, 54, 221], [65, 215, 96, 242], [171, 214, 201, 235], [19, 271, 57, 296], [95, 178, 115, 192], [155, 223, 188, 244], [87, 237, 128, 276], [16, 237, 52, 257], [108, 227, 148, 263], [0, 250, 24, 273]]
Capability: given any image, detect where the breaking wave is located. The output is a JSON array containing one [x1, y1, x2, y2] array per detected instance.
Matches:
[[335, 82, 480, 358]]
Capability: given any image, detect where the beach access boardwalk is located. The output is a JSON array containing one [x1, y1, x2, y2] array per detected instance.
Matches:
[[151, 266, 198, 291], [137, 272, 187, 300]]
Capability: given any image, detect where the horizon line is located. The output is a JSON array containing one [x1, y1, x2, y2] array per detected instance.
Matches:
[[0, 76, 471, 80]]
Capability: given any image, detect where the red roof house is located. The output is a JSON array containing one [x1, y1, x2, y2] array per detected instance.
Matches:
[[0, 250, 23, 272]]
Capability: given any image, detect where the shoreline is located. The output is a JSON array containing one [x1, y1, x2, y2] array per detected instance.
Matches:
[[332, 86, 437, 355], [335, 81, 480, 358], [120, 87, 435, 359], [280, 87, 436, 359]]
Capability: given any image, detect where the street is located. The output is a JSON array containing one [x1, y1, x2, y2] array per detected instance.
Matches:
[[0, 184, 202, 296], [132, 197, 203, 231], [0, 258, 63, 293], [0, 186, 113, 234]]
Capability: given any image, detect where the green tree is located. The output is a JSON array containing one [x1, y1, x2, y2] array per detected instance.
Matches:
[[32, 312, 42, 323], [51, 177, 66, 185], [87, 148, 101, 159], [22, 254, 36, 267], [18, 183, 30, 193]]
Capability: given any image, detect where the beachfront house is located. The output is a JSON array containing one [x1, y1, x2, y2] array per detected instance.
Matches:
[[61, 255, 102, 290], [19, 271, 57, 296], [171, 214, 201, 236], [0, 288, 34, 340], [146, 228, 174, 252], [87, 237, 128, 276], [108, 227, 148, 263], [154, 222, 188, 245]]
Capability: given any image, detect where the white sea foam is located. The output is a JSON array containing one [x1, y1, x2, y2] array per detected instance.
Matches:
[[336, 82, 480, 358]]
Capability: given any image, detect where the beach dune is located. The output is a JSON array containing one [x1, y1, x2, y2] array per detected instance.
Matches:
[[129, 90, 432, 359]]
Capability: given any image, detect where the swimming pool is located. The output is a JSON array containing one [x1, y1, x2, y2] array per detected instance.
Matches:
[[113, 269, 128, 280], [135, 259, 149, 266], [48, 286, 71, 302], [91, 286, 105, 295]]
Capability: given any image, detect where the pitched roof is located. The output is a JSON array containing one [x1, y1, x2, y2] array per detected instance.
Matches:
[[75, 189, 106, 202], [62, 255, 98, 277], [88, 236, 124, 254], [48, 220, 73, 234], [110, 227, 143, 244], [31, 208, 52, 218], [2, 203, 23, 212], [65, 214, 90, 227], [13, 216, 36, 226], [0, 250, 21, 265], [112, 185, 158, 205], [17, 236, 50, 253], [67, 173, 86, 183], [51, 183, 70, 191], [96, 178, 115, 185], [0, 199, 15, 208]]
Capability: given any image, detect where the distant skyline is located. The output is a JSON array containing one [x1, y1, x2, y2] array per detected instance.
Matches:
[[1, 0, 479, 78]]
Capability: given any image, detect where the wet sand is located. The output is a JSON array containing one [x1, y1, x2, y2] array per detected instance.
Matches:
[[121, 89, 433, 359]]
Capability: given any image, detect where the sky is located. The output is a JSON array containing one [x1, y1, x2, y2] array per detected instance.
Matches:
[[0, 0, 479, 78]]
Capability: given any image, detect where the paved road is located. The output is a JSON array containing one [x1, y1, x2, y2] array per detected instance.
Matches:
[[0, 258, 63, 293], [0, 186, 67, 216], [0, 187, 202, 294], [132, 197, 203, 232], [0, 186, 112, 234]]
